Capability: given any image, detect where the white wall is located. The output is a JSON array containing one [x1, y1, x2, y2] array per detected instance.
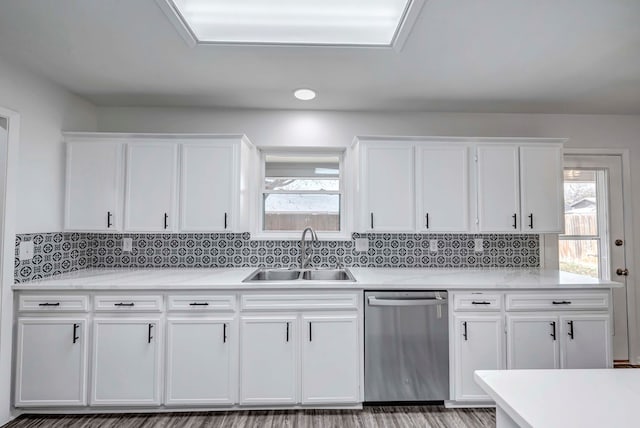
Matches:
[[0, 56, 97, 233]]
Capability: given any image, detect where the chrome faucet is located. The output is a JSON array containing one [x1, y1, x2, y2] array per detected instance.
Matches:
[[300, 227, 318, 269]]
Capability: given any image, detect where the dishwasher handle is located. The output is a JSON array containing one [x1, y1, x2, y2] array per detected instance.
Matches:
[[367, 296, 447, 307]]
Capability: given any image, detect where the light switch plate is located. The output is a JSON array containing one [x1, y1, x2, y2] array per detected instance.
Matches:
[[19, 241, 34, 261], [474, 238, 484, 253], [355, 238, 369, 252], [122, 238, 133, 252], [429, 240, 438, 253]]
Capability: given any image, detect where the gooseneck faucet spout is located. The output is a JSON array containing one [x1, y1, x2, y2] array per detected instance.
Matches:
[[300, 227, 318, 269]]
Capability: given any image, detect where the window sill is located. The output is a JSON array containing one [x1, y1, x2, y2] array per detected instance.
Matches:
[[250, 231, 352, 241]]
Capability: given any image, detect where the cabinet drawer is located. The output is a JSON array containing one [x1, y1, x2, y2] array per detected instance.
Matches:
[[453, 293, 502, 311], [94, 295, 163, 312], [18, 295, 89, 312], [505, 292, 610, 311], [241, 294, 359, 311], [167, 295, 236, 312]]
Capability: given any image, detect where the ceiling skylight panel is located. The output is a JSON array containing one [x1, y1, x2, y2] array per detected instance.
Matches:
[[162, 0, 421, 47]]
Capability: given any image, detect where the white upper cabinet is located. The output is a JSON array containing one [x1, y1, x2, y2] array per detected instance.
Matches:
[[180, 142, 235, 232], [358, 142, 415, 232], [477, 145, 520, 233], [520, 145, 564, 233], [416, 145, 470, 232], [65, 142, 123, 231], [125, 143, 178, 232]]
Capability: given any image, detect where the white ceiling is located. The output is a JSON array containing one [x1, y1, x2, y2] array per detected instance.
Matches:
[[0, 0, 639, 113]]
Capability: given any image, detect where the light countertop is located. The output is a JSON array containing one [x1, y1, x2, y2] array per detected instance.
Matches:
[[12, 268, 621, 291], [475, 369, 640, 428]]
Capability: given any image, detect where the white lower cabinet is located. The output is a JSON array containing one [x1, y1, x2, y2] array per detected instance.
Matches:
[[166, 317, 236, 406], [301, 314, 359, 404], [240, 315, 298, 405], [560, 314, 611, 369], [506, 315, 560, 369], [15, 317, 88, 407], [507, 313, 611, 370], [453, 315, 504, 401], [91, 318, 162, 406]]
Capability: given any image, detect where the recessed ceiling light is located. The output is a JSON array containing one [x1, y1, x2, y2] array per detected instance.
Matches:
[[294, 89, 317, 101], [158, 0, 426, 48]]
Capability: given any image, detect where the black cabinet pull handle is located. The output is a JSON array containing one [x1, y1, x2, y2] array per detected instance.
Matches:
[[73, 323, 80, 344], [550, 321, 556, 340], [107, 211, 113, 228], [286, 322, 290, 342], [425, 213, 429, 229], [148, 323, 154, 343], [223, 323, 227, 343], [164, 213, 169, 230], [528, 213, 534, 229], [568, 320, 574, 340], [370, 212, 374, 229], [463, 321, 468, 341], [309, 322, 312, 342], [471, 301, 491, 305], [224, 213, 228, 229], [114, 302, 135, 307], [512, 213, 517, 229], [552, 301, 571, 305], [38, 302, 60, 307], [189, 302, 209, 306]]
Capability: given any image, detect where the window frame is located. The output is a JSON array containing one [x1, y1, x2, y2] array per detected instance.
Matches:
[[559, 167, 611, 279], [252, 148, 351, 240]]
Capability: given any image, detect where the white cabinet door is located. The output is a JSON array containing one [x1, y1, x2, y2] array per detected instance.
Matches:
[[125, 143, 178, 232], [15, 318, 88, 407], [453, 315, 504, 401], [180, 142, 236, 232], [166, 318, 236, 405], [91, 318, 162, 406], [65, 142, 123, 231], [477, 145, 520, 232], [520, 145, 564, 233], [416, 145, 469, 232], [361, 143, 415, 232], [240, 315, 297, 405], [561, 314, 611, 369], [506, 315, 560, 369], [301, 314, 359, 404]]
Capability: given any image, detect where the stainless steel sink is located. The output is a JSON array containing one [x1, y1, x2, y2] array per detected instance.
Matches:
[[244, 269, 301, 282], [242, 268, 355, 282], [302, 269, 355, 281]]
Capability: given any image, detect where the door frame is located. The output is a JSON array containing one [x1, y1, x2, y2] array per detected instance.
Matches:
[[557, 148, 638, 364], [0, 106, 20, 423]]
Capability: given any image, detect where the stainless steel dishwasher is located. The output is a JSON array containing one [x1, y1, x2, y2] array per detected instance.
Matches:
[[364, 290, 449, 403]]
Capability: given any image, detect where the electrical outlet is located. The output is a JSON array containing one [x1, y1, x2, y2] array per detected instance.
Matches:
[[355, 238, 369, 252], [122, 238, 133, 252], [474, 238, 484, 253], [19, 241, 34, 261], [429, 239, 438, 253]]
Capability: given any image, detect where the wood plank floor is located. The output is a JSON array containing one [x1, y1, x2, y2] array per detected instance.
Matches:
[[3, 406, 495, 428]]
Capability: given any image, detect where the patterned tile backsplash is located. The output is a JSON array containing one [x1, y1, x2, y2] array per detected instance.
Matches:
[[15, 232, 540, 283]]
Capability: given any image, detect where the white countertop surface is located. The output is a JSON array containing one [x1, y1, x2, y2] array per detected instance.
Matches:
[[12, 267, 621, 291], [475, 369, 640, 428]]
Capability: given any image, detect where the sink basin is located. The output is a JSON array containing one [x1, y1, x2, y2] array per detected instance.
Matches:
[[302, 269, 355, 281], [243, 269, 301, 282], [242, 268, 355, 282]]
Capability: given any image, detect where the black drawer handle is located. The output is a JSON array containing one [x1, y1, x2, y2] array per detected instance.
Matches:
[[164, 213, 169, 230], [462, 321, 468, 341], [223, 323, 227, 343], [550, 321, 556, 341], [114, 302, 135, 307], [568, 320, 574, 339], [224, 213, 228, 229], [512, 213, 517, 229], [552, 301, 572, 305], [38, 302, 60, 307], [189, 302, 209, 306], [73, 323, 80, 344], [107, 211, 113, 228], [471, 301, 491, 305], [148, 323, 154, 343]]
